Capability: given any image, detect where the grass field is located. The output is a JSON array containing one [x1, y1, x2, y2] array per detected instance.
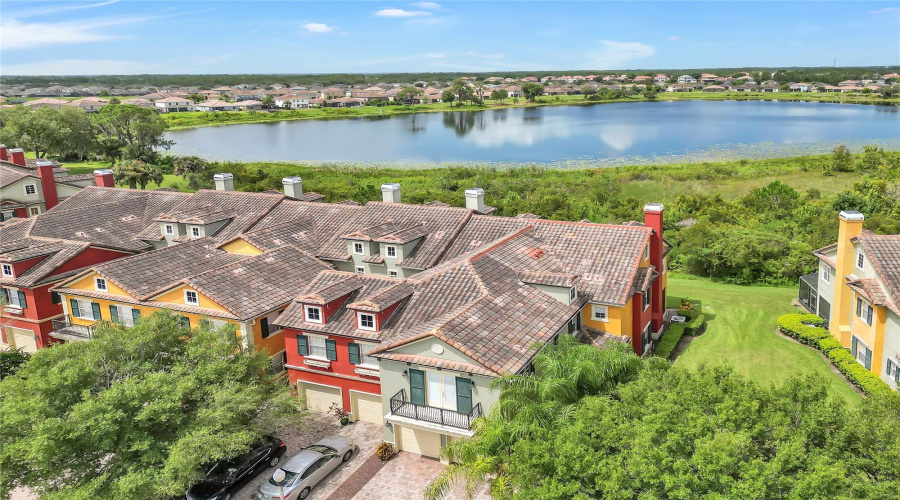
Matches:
[[668, 275, 861, 404]]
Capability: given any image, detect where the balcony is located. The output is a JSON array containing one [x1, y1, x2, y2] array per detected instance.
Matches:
[[798, 273, 818, 312], [50, 315, 100, 341], [389, 389, 482, 431]]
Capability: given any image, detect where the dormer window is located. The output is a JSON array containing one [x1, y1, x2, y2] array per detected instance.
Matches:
[[644, 244, 650, 260], [24, 184, 37, 196], [94, 277, 108, 292], [353, 242, 364, 255], [191, 227, 201, 238], [855, 250, 864, 270], [389, 270, 399, 278], [358, 312, 376, 331], [305, 306, 322, 323], [164, 224, 175, 236], [1, 264, 13, 278], [569, 286, 577, 302], [386, 245, 397, 258], [184, 290, 199, 306]]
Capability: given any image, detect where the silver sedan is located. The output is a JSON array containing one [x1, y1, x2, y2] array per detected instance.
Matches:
[[254, 436, 357, 500]]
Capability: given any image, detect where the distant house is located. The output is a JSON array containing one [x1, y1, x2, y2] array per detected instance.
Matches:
[[838, 80, 862, 87], [505, 85, 523, 98], [274, 95, 309, 109], [702, 85, 726, 92], [654, 74, 669, 84], [238, 100, 264, 110], [789, 83, 815, 92], [154, 97, 194, 113], [759, 85, 780, 93], [699, 74, 721, 84], [732, 84, 758, 92], [677, 75, 697, 84], [633, 76, 652, 82], [321, 87, 347, 99], [666, 83, 694, 92], [195, 100, 240, 112], [65, 97, 108, 112], [121, 98, 155, 109], [23, 98, 67, 109], [232, 90, 263, 101], [325, 97, 363, 108]]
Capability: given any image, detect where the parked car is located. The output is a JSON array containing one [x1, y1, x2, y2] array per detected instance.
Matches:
[[186, 436, 287, 500], [254, 436, 357, 500]]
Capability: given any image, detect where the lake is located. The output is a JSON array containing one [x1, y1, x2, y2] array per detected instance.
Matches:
[[165, 100, 900, 167]]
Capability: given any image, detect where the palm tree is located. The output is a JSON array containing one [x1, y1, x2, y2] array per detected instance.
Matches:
[[426, 336, 643, 499], [113, 159, 164, 190]]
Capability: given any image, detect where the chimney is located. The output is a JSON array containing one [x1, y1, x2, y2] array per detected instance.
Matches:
[[282, 177, 303, 199], [9, 148, 26, 167], [465, 188, 485, 212], [35, 160, 59, 211], [213, 173, 234, 191], [93, 169, 115, 188], [643, 202, 665, 332], [381, 183, 401, 203], [831, 210, 865, 345], [0, 144, 7, 161]]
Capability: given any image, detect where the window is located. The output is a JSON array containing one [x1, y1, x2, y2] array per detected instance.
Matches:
[[569, 287, 577, 302], [305, 306, 322, 323], [191, 227, 201, 238], [184, 290, 199, 306], [307, 336, 334, 360], [164, 224, 174, 236], [358, 313, 375, 331], [851, 336, 872, 370], [643, 289, 651, 311], [856, 297, 873, 326], [70, 298, 97, 320], [94, 277, 108, 292], [350, 342, 379, 367], [822, 265, 831, 284], [24, 184, 37, 196], [1, 264, 12, 278], [353, 242, 364, 255], [888, 359, 900, 385], [855, 250, 864, 270], [386, 245, 397, 258], [29, 207, 40, 216], [389, 270, 399, 278], [3, 288, 26, 309], [355, 266, 365, 275], [644, 243, 650, 260], [592, 305, 609, 322]]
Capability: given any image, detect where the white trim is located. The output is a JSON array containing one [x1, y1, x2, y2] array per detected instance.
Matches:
[[386, 245, 397, 258], [389, 270, 399, 278], [190, 226, 201, 238], [591, 304, 609, 322], [304, 305, 323, 323], [1, 264, 13, 278], [357, 312, 376, 331], [352, 242, 364, 255], [349, 388, 381, 397], [24, 184, 37, 196], [355, 266, 365, 275], [164, 224, 175, 236], [184, 289, 199, 306], [855, 249, 865, 271], [94, 277, 108, 292], [821, 264, 832, 284]]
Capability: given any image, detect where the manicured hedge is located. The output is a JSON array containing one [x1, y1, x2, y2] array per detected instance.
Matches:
[[777, 313, 895, 398], [654, 323, 686, 360], [682, 310, 706, 335]]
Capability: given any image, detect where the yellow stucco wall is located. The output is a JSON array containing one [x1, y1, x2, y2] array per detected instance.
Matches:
[[582, 299, 633, 339], [67, 272, 130, 297], [831, 217, 864, 345], [220, 239, 263, 255], [850, 294, 887, 376], [251, 314, 286, 356], [152, 285, 227, 311]]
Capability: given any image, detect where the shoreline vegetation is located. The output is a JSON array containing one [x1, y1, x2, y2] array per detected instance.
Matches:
[[161, 91, 900, 130]]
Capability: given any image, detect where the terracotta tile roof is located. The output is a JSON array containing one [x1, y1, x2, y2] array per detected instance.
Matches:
[[153, 189, 284, 241], [857, 235, 900, 313], [374, 353, 494, 377], [0, 229, 91, 287], [54, 173, 95, 183], [0, 164, 37, 185], [362, 253, 385, 264], [232, 218, 321, 254], [347, 282, 414, 312], [295, 272, 364, 305]]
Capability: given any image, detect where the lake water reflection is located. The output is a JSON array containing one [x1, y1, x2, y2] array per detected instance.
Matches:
[[165, 100, 900, 165]]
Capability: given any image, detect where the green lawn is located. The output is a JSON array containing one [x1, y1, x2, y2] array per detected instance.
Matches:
[[668, 275, 861, 404]]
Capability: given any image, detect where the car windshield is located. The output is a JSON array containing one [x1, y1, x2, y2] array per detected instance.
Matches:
[[304, 445, 336, 454], [269, 469, 298, 487], [207, 457, 242, 478]]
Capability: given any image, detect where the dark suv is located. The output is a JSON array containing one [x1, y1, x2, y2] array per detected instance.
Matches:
[[186, 436, 287, 500]]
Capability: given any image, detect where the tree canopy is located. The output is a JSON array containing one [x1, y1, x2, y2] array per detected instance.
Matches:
[[0, 311, 298, 500], [427, 336, 900, 500]]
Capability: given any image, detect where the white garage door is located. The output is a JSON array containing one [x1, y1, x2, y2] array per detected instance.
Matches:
[[398, 425, 441, 458], [351, 391, 383, 425], [300, 383, 342, 414], [10, 327, 38, 353]]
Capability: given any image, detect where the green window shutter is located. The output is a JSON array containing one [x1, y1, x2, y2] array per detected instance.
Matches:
[[131, 308, 141, 324], [180, 316, 191, 329], [297, 335, 308, 356], [409, 369, 425, 405], [90, 302, 101, 321], [851, 337, 858, 357], [325, 339, 337, 361], [260, 317, 270, 338], [109, 305, 119, 323], [0, 288, 8, 303], [456, 377, 473, 414], [70, 298, 80, 318], [866, 305, 873, 325], [17, 291, 27, 309], [856, 298, 862, 317], [348, 343, 360, 364]]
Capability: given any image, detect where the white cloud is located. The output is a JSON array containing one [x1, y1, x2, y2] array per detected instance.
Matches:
[[301, 22, 340, 33], [375, 8, 432, 18], [668, 35, 682, 41], [408, 2, 443, 9], [871, 7, 900, 14], [583, 40, 656, 69], [0, 59, 162, 75], [0, 16, 150, 50]]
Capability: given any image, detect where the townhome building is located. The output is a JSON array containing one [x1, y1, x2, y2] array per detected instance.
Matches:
[[154, 97, 194, 113], [274, 95, 309, 109], [801, 211, 900, 389], [677, 75, 697, 83]]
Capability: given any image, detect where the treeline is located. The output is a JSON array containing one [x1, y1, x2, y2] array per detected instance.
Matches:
[[3, 66, 896, 88], [155, 147, 899, 286]]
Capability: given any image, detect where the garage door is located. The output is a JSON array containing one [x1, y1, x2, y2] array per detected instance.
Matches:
[[351, 391, 383, 425], [300, 383, 342, 413], [398, 425, 441, 458], [10, 327, 38, 353]]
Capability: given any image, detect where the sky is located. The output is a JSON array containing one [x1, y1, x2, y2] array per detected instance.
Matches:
[[1, 0, 899, 75]]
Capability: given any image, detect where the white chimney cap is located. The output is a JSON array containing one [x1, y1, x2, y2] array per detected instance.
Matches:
[[839, 210, 864, 221], [8, 148, 24, 153], [381, 183, 401, 192], [465, 188, 484, 197], [282, 176, 302, 185], [35, 159, 54, 167], [93, 169, 114, 175], [213, 173, 234, 181], [644, 202, 664, 212]]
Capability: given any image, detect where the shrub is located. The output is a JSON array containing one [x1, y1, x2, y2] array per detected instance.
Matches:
[[375, 441, 397, 461], [777, 313, 894, 397], [654, 323, 686, 360]]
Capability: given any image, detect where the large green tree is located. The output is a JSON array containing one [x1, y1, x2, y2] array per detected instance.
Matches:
[[521, 82, 544, 102], [0, 311, 298, 500], [0, 106, 95, 159], [92, 104, 172, 164], [427, 337, 900, 499], [113, 159, 164, 189]]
